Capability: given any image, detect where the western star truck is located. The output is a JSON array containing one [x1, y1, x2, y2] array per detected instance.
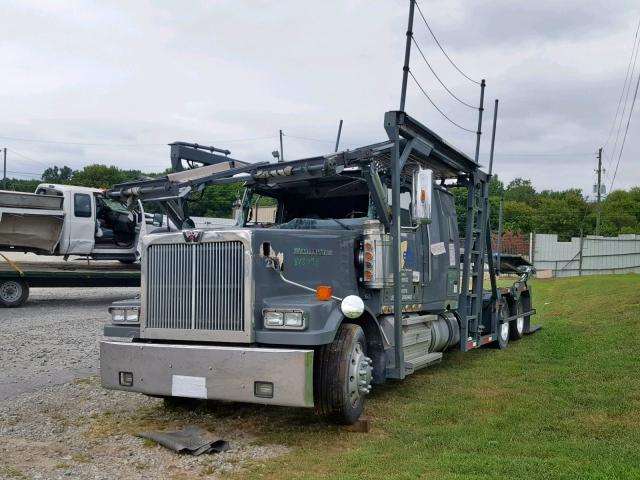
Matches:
[[99, 110, 538, 424]]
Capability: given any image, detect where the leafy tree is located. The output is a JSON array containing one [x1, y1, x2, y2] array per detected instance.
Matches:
[[70, 164, 144, 189], [504, 178, 537, 206], [188, 183, 244, 218], [42, 165, 75, 183]]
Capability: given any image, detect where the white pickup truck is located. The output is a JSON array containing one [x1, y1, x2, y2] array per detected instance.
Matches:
[[0, 183, 164, 262]]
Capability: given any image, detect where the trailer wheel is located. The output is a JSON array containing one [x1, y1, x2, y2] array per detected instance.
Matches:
[[495, 304, 509, 349], [509, 298, 525, 341], [0, 279, 29, 307], [314, 323, 373, 425]]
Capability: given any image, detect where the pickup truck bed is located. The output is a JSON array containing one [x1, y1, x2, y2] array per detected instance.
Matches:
[[0, 190, 65, 254]]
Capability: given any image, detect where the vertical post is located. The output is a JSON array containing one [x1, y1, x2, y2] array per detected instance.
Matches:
[[2, 148, 6, 190], [497, 199, 503, 273], [578, 230, 584, 276], [488, 99, 499, 175], [595, 147, 602, 235], [390, 123, 404, 379], [334, 119, 343, 153], [529, 231, 534, 263], [474, 79, 486, 163], [399, 0, 416, 112], [279, 130, 284, 162]]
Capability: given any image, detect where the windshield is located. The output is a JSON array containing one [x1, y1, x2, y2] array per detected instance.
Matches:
[[239, 176, 371, 229]]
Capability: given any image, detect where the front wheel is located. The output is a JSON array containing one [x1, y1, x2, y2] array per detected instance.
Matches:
[[0, 279, 29, 307], [314, 323, 373, 425]]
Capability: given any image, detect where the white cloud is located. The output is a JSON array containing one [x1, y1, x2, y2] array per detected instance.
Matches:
[[0, 0, 639, 195]]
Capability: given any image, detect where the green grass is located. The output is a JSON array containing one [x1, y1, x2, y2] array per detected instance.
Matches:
[[224, 274, 640, 480]]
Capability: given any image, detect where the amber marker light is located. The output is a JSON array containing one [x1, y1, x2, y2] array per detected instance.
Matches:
[[316, 285, 333, 301]]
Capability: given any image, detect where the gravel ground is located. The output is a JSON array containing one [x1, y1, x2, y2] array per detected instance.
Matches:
[[0, 286, 137, 400], [0, 286, 288, 479]]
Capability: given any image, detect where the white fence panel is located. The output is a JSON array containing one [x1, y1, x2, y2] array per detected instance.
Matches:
[[533, 234, 640, 277]]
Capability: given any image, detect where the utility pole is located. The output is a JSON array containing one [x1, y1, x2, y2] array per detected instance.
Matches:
[[334, 119, 343, 153], [2, 148, 6, 190], [595, 147, 603, 235], [279, 130, 284, 163]]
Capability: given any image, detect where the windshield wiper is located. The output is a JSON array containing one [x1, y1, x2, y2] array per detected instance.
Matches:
[[331, 219, 352, 230]]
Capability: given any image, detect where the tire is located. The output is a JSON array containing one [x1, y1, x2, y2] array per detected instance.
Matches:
[[495, 303, 509, 349], [314, 323, 373, 425], [0, 279, 29, 307], [509, 298, 525, 341]]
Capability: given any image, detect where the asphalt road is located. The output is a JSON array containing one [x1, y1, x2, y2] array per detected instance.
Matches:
[[0, 286, 138, 400]]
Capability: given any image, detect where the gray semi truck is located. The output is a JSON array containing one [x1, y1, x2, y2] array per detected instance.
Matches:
[[99, 111, 537, 424]]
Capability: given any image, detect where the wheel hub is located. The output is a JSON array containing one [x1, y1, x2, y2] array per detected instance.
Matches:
[[0, 281, 22, 303], [347, 341, 372, 407]]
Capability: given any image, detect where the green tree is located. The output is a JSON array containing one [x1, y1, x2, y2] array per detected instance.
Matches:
[[70, 164, 144, 189], [504, 178, 537, 205], [42, 165, 75, 183]]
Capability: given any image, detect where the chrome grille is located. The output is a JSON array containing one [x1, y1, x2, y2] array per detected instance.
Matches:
[[146, 241, 245, 331]]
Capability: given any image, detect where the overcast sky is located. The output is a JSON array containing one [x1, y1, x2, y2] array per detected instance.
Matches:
[[2, 0, 640, 196]]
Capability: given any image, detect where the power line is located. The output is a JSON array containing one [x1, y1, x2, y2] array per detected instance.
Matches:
[[282, 133, 357, 148], [603, 18, 640, 151], [609, 19, 640, 173], [6, 148, 54, 168], [408, 71, 476, 133], [479, 152, 593, 157], [0, 134, 166, 147], [410, 36, 477, 109], [610, 61, 640, 191], [6, 170, 41, 176], [414, 0, 480, 85]]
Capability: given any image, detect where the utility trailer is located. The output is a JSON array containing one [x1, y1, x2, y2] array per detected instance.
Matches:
[[99, 109, 539, 424], [0, 255, 140, 307]]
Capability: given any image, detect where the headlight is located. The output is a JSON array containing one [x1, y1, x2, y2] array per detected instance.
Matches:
[[109, 307, 140, 324], [263, 310, 284, 327], [263, 310, 305, 329], [284, 311, 303, 327]]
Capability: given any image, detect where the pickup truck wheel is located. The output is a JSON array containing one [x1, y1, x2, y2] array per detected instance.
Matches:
[[0, 279, 29, 307], [509, 298, 525, 341], [314, 323, 373, 425]]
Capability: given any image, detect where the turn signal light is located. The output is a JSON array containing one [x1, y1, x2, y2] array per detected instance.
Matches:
[[316, 285, 333, 301]]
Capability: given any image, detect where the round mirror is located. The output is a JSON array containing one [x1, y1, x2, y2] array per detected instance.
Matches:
[[341, 295, 364, 319]]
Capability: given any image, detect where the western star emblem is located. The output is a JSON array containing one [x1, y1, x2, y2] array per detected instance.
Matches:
[[183, 230, 203, 243]]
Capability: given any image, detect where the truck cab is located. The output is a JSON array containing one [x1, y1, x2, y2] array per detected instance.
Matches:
[[100, 112, 536, 424]]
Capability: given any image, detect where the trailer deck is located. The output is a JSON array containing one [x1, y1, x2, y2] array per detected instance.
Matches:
[[0, 255, 140, 307]]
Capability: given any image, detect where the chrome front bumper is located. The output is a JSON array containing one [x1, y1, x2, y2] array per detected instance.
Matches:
[[100, 341, 314, 408]]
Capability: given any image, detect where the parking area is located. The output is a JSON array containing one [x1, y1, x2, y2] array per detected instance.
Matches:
[[1, 286, 136, 400], [0, 288, 288, 479]]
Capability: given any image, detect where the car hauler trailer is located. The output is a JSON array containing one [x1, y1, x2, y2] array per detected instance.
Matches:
[[99, 1, 539, 424], [0, 255, 140, 307], [99, 109, 538, 424]]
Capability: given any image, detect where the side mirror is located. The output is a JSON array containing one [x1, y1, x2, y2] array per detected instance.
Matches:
[[153, 213, 163, 227], [412, 168, 432, 224]]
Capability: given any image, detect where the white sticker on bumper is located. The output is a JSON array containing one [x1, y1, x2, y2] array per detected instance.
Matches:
[[171, 375, 207, 399]]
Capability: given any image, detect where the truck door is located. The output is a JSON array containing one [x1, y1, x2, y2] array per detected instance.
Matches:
[[62, 191, 96, 255]]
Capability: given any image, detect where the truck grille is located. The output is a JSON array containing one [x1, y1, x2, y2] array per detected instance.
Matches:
[[146, 241, 245, 331]]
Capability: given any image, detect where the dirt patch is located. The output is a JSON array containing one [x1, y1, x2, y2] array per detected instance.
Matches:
[[0, 378, 288, 479]]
